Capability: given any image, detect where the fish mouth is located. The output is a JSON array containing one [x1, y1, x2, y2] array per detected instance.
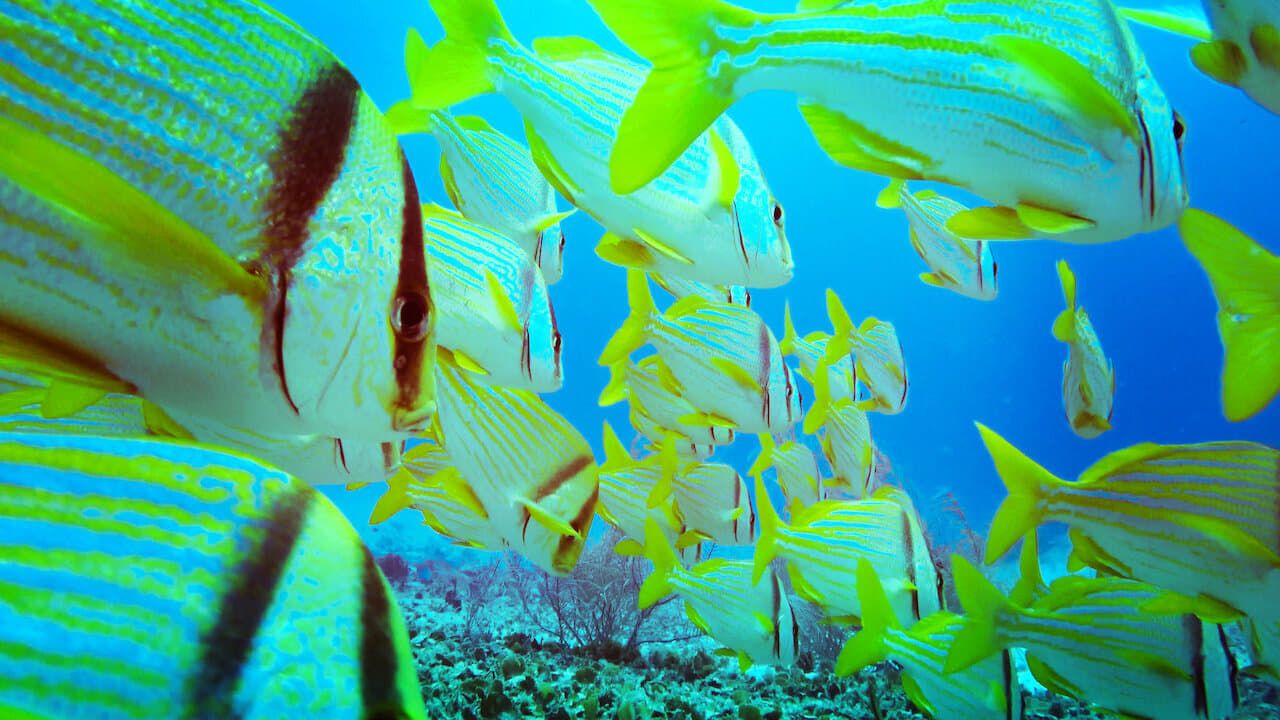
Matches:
[[392, 403, 435, 433]]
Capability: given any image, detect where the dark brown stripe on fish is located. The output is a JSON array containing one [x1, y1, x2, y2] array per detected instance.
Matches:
[[260, 63, 359, 415], [188, 485, 314, 716], [757, 322, 772, 426], [1001, 649, 1016, 720], [335, 438, 349, 474], [392, 151, 431, 417], [770, 571, 782, 660], [1187, 615, 1207, 717], [359, 546, 405, 712], [1219, 624, 1240, 710], [533, 454, 593, 502], [553, 484, 599, 574], [1137, 111, 1155, 220], [902, 510, 920, 621], [732, 476, 742, 542]]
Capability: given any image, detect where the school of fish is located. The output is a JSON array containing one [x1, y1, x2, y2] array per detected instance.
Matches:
[[0, 0, 1276, 717]]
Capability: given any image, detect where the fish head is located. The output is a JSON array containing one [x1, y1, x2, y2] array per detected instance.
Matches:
[[1134, 67, 1190, 231], [278, 152, 437, 441], [718, 117, 794, 287], [974, 240, 999, 301], [770, 362, 805, 433], [535, 225, 567, 284], [523, 285, 564, 392]]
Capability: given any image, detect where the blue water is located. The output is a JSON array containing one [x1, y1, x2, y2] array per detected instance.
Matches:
[[285, 0, 1280, 559]]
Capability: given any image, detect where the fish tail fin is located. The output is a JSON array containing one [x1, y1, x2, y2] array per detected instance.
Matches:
[[370, 469, 414, 525], [1009, 530, 1044, 606], [382, 100, 438, 136], [975, 423, 1059, 564], [834, 560, 897, 676], [1180, 209, 1280, 422], [1051, 259, 1077, 342], [599, 359, 629, 406], [600, 421, 632, 473], [748, 433, 777, 478], [824, 289, 856, 359], [802, 359, 833, 434], [584, 0, 757, 193], [598, 270, 655, 366], [639, 517, 678, 608], [408, 0, 514, 110], [945, 555, 1018, 673], [780, 302, 800, 356], [751, 474, 785, 584], [646, 439, 678, 508]]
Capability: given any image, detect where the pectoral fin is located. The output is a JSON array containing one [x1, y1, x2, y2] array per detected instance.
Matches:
[[41, 382, 106, 419], [797, 101, 929, 179], [634, 228, 694, 265], [1191, 40, 1248, 86], [946, 206, 1037, 240], [708, 127, 741, 210], [1015, 203, 1095, 235], [596, 231, 653, 269], [711, 357, 761, 392], [1252, 25, 1280, 70], [516, 497, 581, 538]]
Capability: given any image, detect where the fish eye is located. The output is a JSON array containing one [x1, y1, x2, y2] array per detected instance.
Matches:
[[391, 291, 430, 342], [558, 231, 566, 252], [1172, 110, 1187, 153], [992, 261, 999, 280], [771, 201, 784, 227]]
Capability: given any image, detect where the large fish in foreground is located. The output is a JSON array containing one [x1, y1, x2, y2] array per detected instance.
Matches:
[[0, 0, 437, 443], [403, 0, 793, 288], [587, 0, 1188, 245], [0, 433, 425, 719]]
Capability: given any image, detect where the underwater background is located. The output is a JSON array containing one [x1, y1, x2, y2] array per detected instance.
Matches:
[[250, 0, 1280, 717]]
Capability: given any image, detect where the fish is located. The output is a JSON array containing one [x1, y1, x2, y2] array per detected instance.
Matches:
[[597, 422, 693, 557], [0, 432, 425, 719], [819, 399, 875, 499], [1053, 260, 1116, 438], [975, 423, 1280, 630], [422, 203, 562, 392], [754, 478, 945, 627], [947, 556, 1240, 720], [1120, 1, 1280, 114], [384, 108, 575, 283], [434, 359, 598, 576], [652, 273, 752, 308], [639, 518, 798, 669], [369, 438, 501, 550], [835, 561, 1022, 720], [0, 0, 437, 442], [586, 0, 1188, 245], [629, 402, 719, 461], [403, 0, 793, 287], [672, 461, 756, 546], [780, 299, 858, 434], [825, 293, 909, 416], [886, 181, 999, 301], [600, 354, 737, 450], [749, 434, 825, 515], [1179, 209, 1280, 422], [600, 271, 803, 436]]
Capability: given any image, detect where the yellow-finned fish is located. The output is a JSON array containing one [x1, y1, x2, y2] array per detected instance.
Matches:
[[1053, 260, 1115, 438], [597, 422, 695, 558], [887, 182, 1000, 301], [0, 0, 437, 443], [434, 360, 598, 576], [1120, 1, 1280, 114], [587, 0, 1188, 245], [948, 557, 1239, 720], [422, 204, 562, 393], [749, 434, 825, 515], [600, 271, 803, 436], [672, 461, 756, 547], [385, 108, 574, 283], [1179, 209, 1280, 422], [780, 299, 857, 434], [835, 561, 1022, 720], [402, 0, 793, 288], [601, 354, 737, 450], [754, 479, 944, 627], [369, 438, 500, 549], [638, 519, 798, 670], [826, 293, 909, 416], [975, 423, 1280, 630], [0, 432, 426, 719], [820, 399, 875, 499], [629, 402, 718, 461], [653, 273, 752, 308]]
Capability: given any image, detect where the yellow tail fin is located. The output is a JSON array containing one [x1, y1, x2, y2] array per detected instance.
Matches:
[[407, 0, 514, 110], [370, 469, 414, 525], [748, 434, 777, 478], [639, 517, 679, 608], [975, 423, 1059, 564], [834, 560, 897, 676], [780, 302, 800, 357], [944, 555, 1017, 674], [1052, 259, 1078, 342], [598, 270, 656, 366], [824, 289, 857, 360], [599, 360, 629, 406], [751, 475, 785, 584], [1179, 209, 1280, 422], [582, 0, 756, 193], [600, 420, 632, 474]]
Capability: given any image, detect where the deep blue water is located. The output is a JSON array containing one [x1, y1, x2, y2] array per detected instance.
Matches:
[[289, 0, 1280, 561]]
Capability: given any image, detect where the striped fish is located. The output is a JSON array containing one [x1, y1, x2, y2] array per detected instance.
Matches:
[[423, 204, 562, 393], [434, 360, 598, 576], [948, 557, 1239, 720], [673, 461, 755, 547], [754, 478, 943, 627], [1121, 1, 1280, 114], [891, 182, 999, 301], [368, 438, 501, 549], [820, 399, 875, 499], [600, 271, 803, 436], [402, 0, 793, 288], [652, 272, 751, 308], [749, 434, 825, 515], [385, 108, 574, 283], [589, 0, 1188, 245], [0, 433, 425, 719], [601, 354, 737, 449], [639, 519, 798, 669], [781, 299, 858, 433], [628, 402, 718, 461], [827, 293, 909, 415], [1179, 209, 1280, 422], [0, 0, 437, 442], [1053, 260, 1115, 438], [597, 422, 693, 558], [976, 423, 1280, 630], [836, 561, 1022, 720]]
